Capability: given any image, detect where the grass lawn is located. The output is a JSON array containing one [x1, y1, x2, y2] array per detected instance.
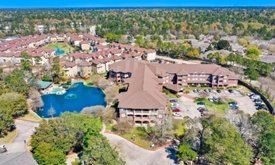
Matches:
[[18, 111, 42, 122], [163, 88, 180, 98], [0, 130, 18, 144], [195, 98, 235, 112], [120, 128, 151, 149], [44, 42, 74, 53]]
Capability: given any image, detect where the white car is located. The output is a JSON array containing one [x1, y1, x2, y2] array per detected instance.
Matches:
[[0, 145, 7, 153], [251, 95, 261, 100]]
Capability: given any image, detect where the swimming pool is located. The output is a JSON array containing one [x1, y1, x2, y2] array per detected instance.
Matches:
[[37, 82, 106, 118], [55, 47, 65, 55]]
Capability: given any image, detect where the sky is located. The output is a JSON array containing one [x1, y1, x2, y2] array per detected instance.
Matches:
[[0, 0, 274, 8]]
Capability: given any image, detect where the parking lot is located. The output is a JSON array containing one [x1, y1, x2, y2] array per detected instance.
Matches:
[[171, 88, 261, 118]]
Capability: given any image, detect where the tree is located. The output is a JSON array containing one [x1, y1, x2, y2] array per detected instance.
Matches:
[[0, 92, 28, 137], [31, 113, 106, 165], [201, 116, 253, 165], [245, 67, 259, 81], [33, 142, 66, 165], [186, 48, 200, 58], [50, 57, 61, 83], [238, 38, 249, 46], [48, 106, 56, 118], [257, 131, 275, 165], [177, 142, 198, 162], [246, 47, 262, 61], [0, 92, 28, 117], [82, 135, 125, 165], [104, 86, 119, 105], [4, 69, 29, 96], [104, 32, 120, 42], [216, 40, 231, 50], [20, 52, 33, 72], [251, 111, 275, 164]]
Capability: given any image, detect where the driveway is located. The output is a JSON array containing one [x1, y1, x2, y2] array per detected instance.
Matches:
[[177, 97, 201, 119], [4, 120, 39, 154], [103, 132, 177, 165]]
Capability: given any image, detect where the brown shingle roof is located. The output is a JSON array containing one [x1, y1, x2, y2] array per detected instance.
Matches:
[[118, 62, 168, 109]]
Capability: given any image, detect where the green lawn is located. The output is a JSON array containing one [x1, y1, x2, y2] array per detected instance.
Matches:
[[120, 127, 152, 149], [18, 111, 42, 122], [195, 98, 235, 112], [44, 42, 74, 53], [0, 130, 18, 144], [163, 88, 180, 98]]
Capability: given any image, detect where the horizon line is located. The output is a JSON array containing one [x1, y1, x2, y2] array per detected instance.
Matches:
[[0, 6, 275, 9]]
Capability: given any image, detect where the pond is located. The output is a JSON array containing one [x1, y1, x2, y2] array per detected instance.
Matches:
[[37, 82, 106, 118]]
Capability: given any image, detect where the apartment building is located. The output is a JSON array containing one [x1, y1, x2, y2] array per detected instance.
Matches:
[[109, 59, 238, 125]]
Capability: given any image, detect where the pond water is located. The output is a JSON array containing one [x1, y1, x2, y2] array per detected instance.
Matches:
[[37, 82, 106, 118]]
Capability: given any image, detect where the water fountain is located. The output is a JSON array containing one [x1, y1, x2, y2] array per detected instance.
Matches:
[[64, 93, 78, 100]]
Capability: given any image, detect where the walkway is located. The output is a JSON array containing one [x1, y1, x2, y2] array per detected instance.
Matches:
[[103, 132, 177, 165], [1, 120, 39, 165]]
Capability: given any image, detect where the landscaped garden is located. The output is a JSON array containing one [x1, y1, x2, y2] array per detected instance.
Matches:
[[44, 42, 74, 53], [195, 97, 235, 111]]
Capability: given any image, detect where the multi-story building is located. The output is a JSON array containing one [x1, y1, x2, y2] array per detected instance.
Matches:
[[109, 58, 238, 125]]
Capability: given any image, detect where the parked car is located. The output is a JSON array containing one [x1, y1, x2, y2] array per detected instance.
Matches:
[[197, 101, 205, 105], [197, 107, 208, 112], [217, 90, 221, 93], [208, 98, 214, 102], [250, 94, 261, 100], [170, 99, 177, 103], [228, 89, 233, 93], [256, 105, 267, 110], [255, 101, 263, 105], [0, 145, 7, 153], [228, 101, 238, 106], [249, 93, 255, 97], [172, 113, 182, 117], [230, 105, 239, 110]]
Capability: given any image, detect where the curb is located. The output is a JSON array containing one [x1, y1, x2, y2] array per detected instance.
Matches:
[[104, 131, 172, 151], [16, 118, 40, 123]]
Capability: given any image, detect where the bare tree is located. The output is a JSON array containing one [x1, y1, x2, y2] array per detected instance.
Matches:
[[224, 110, 258, 147], [29, 87, 43, 110], [81, 105, 105, 115]]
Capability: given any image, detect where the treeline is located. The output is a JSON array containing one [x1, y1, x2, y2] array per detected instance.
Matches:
[[0, 9, 274, 40], [0, 68, 30, 137], [31, 113, 124, 165], [226, 53, 274, 80], [176, 111, 275, 165]]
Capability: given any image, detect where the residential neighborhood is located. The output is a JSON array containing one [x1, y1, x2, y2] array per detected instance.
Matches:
[[0, 4, 274, 165]]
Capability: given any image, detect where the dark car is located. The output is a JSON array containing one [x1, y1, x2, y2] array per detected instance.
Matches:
[[197, 107, 207, 112], [230, 105, 239, 110], [228, 102, 238, 106], [217, 90, 221, 93], [197, 101, 205, 105], [256, 105, 267, 110], [170, 99, 177, 103], [228, 89, 233, 93]]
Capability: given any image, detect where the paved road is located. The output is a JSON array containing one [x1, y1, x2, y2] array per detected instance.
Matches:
[[103, 132, 177, 165], [4, 120, 39, 154]]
